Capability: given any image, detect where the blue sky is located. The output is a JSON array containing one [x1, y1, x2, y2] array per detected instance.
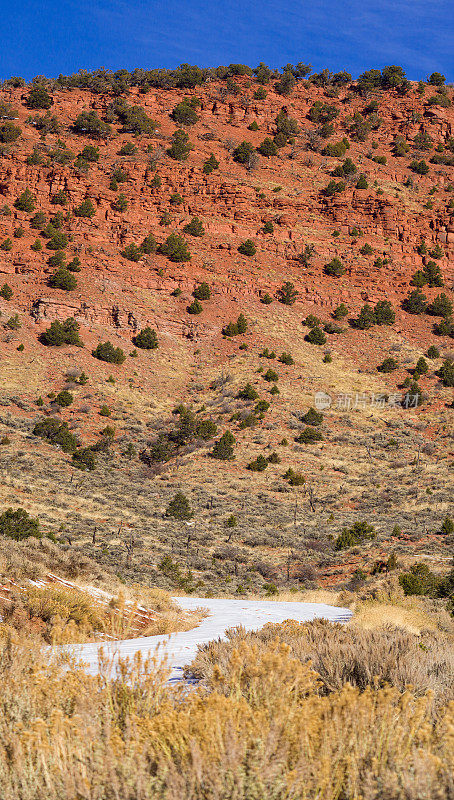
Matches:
[[2, 0, 453, 82]]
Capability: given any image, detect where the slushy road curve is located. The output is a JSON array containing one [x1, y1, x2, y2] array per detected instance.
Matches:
[[71, 596, 353, 680]]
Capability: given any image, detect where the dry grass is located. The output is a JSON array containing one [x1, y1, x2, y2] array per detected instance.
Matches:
[[188, 617, 454, 708], [0, 631, 452, 799]]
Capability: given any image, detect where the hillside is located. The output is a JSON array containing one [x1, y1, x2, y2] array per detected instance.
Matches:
[[0, 65, 452, 596]]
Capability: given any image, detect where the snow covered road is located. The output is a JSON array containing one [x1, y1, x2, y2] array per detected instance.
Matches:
[[71, 596, 352, 680]]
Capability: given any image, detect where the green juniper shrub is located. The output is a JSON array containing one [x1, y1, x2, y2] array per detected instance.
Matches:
[[0, 508, 41, 541], [360, 243, 374, 255], [305, 326, 326, 345], [303, 314, 321, 328], [283, 468, 305, 486], [402, 381, 422, 408], [410, 160, 429, 175], [141, 233, 157, 254], [113, 194, 128, 212], [133, 327, 158, 349], [183, 217, 205, 237], [193, 282, 211, 301], [257, 138, 278, 157], [67, 257, 81, 273], [112, 167, 131, 183], [73, 110, 111, 139], [14, 189, 36, 212], [55, 390, 73, 407], [428, 72, 446, 86], [255, 400, 270, 413], [0, 283, 13, 300], [169, 193, 183, 205], [203, 154, 219, 174], [260, 348, 276, 359], [429, 243, 444, 259], [31, 239, 42, 251], [0, 122, 21, 143], [427, 293, 452, 317], [195, 419, 217, 440], [46, 232, 69, 251], [74, 199, 95, 218], [415, 357, 428, 374], [439, 516, 454, 535], [121, 243, 142, 262], [40, 318, 82, 347], [374, 300, 395, 325], [260, 293, 273, 304], [427, 345, 440, 359], [33, 418, 78, 452], [278, 352, 294, 365], [248, 121, 259, 131], [323, 180, 346, 196], [238, 239, 256, 256], [0, 238, 12, 251], [276, 281, 298, 305], [26, 86, 52, 109], [79, 145, 99, 162], [48, 269, 77, 291], [295, 426, 323, 444], [267, 452, 281, 464], [333, 303, 348, 319], [402, 289, 428, 314], [424, 261, 443, 287], [211, 431, 235, 460], [167, 129, 192, 161], [269, 385, 279, 395], [274, 70, 296, 96], [159, 233, 191, 262], [410, 270, 427, 288], [150, 175, 162, 189], [253, 87, 267, 100], [263, 368, 278, 382], [433, 318, 454, 337], [92, 342, 126, 364], [47, 252, 65, 269], [118, 141, 137, 156], [222, 314, 247, 337], [437, 358, 454, 387], [301, 407, 323, 426], [99, 405, 111, 417], [232, 141, 255, 164], [324, 257, 345, 277], [30, 211, 47, 228], [351, 304, 376, 330], [247, 455, 268, 472], [51, 190, 68, 206], [356, 174, 368, 189], [377, 357, 399, 373], [324, 141, 348, 158], [237, 383, 259, 401], [399, 563, 439, 596], [72, 447, 96, 471], [332, 157, 356, 177], [187, 299, 203, 315], [335, 520, 375, 550]]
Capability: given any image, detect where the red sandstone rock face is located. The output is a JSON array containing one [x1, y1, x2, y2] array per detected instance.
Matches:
[[0, 77, 452, 356]]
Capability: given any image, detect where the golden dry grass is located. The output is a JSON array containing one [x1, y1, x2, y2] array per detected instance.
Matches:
[[0, 629, 452, 800]]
